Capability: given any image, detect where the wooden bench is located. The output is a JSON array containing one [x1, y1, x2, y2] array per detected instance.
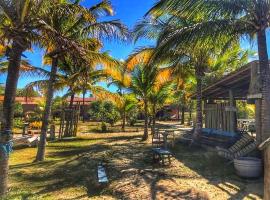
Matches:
[[13, 136, 39, 147], [152, 148, 173, 165]]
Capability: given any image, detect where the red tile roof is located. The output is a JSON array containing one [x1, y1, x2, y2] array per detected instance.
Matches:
[[0, 96, 42, 104], [67, 97, 96, 102], [66, 97, 96, 105], [0, 96, 96, 105]]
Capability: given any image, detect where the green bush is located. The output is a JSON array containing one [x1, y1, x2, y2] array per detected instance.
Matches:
[[26, 111, 42, 122], [14, 118, 24, 129], [14, 102, 24, 118], [237, 101, 255, 119], [52, 96, 67, 118], [127, 107, 139, 126], [89, 101, 121, 130]]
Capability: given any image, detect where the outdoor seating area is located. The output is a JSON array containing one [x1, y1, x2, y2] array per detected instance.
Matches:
[[6, 123, 263, 199], [150, 127, 177, 165]]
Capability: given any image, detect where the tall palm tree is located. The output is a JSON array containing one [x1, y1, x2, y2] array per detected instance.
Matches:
[[134, 11, 246, 140], [125, 47, 173, 139], [0, 0, 57, 196], [147, 1, 270, 197], [35, 0, 128, 162], [149, 82, 174, 132], [104, 63, 134, 131], [148, 0, 270, 139], [129, 65, 158, 140]]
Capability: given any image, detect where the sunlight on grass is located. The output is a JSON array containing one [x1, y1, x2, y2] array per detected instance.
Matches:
[[4, 123, 263, 200]]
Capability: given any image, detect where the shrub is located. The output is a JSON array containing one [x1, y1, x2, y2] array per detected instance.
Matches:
[[26, 111, 42, 122], [29, 121, 42, 130], [127, 107, 139, 126], [237, 101, 255, 119], [14, 118, 24, 129], [89, 101, 121, 129], [14, 102, 24, 118]]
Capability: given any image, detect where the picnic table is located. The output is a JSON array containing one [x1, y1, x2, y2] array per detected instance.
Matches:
[[151, 129, 176, 165], [152, 147, 172, 165]]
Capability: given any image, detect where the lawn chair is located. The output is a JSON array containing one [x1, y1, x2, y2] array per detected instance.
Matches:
[[216, 132, 257, 160], [152, 129, 164, 147]]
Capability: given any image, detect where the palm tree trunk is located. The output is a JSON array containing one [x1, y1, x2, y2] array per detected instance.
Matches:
[[0, 41, 25, 196], [193, 67, 204, 140], [148, 116, 152, 126], [122, 110, 126, 132], [181, 94, 186, 124], [177, 105, 180, 120], [257, 29, 270, 200], [69, 93, 75, 108], [142, 99, 148, 141], [152, 104, 156, 134], [189, 103, 192, 126], [181, 106, 185, 125], [35, 58, 58, 162], [82, 89, 86, 123]]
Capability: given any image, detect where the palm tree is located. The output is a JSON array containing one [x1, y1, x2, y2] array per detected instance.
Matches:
[[93, 87, 138, 131], [103, 62, 135, 131], [125, 47, 173, 139], [35, 0, 128, 162], [134, 10, 248, 140], [0, 0, 57, 195], [148, 0, 270, 138], [149, 82, 174, 132], [128, 64, 159, 140], [147, 1, 270, 197]]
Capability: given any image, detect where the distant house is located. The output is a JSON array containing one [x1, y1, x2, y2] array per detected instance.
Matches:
[[0, 96, 43, 113], [66, 97, 96, 105], [156, 104, 180, 120], [0, 96, 96, 114]]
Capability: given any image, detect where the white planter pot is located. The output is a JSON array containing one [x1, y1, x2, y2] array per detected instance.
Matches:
[[234, 157, 262, 178]]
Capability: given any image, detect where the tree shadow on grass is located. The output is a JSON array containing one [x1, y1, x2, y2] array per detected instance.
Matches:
[[10, 135, 149, 199], [9, 133, 231, 200], [171, 141, 263, 199]]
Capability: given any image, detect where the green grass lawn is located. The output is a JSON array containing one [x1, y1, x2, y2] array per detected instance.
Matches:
[[3, 122, 263, 200]]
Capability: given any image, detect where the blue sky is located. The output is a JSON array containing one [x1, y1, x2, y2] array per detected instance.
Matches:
[[0, 0, 156, 92], [0, 0, 269, 94]]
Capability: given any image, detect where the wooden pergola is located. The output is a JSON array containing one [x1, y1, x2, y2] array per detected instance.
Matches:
[[196, 60, 263, 143], [197, 60, 270, 199]]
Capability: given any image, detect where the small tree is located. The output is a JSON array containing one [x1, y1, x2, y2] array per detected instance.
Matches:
[[13, 102, 24, 118], [127, 107, 139, 126], [89, 101, 120, 131]]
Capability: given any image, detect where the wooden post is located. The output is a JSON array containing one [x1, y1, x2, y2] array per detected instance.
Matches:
[[229, 90, 236, 132], [203, 100, 207, 128], [22, 123, 29, 136]]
